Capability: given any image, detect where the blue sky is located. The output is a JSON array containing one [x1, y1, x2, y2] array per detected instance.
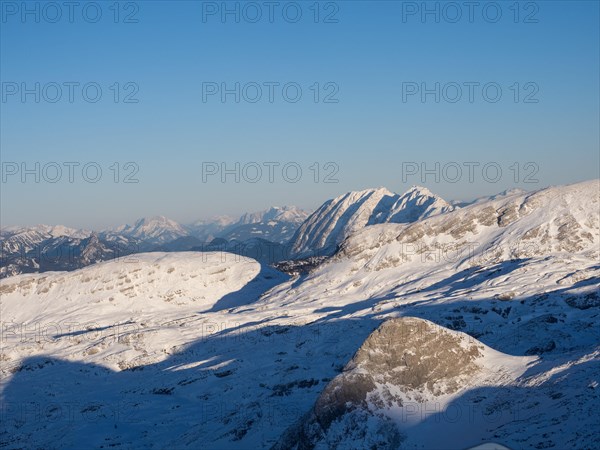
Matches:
[[1, 0, 599, 229]]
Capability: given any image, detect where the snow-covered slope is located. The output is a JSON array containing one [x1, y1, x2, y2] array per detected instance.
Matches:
[[289, 186, 454, 258], [1, 180, 599, 450], [0, 252, 286, 327], [451, 188, 528, 208], [270, 180, 600, 449]]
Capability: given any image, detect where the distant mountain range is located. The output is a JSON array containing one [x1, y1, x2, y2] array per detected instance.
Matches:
[[0, 227, 138, 278], [0, 206, 309, 277], [3, 187, 463, 277], [107, 216, 189, 245]]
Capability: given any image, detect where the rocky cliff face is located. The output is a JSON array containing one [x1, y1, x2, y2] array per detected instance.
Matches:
[[274, 317, 492, 450]]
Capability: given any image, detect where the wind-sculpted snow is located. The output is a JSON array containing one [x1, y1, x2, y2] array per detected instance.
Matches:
[[1, 180, 599, 449], [290, 186, 454, 258]]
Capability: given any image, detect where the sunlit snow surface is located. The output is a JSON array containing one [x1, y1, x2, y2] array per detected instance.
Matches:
[[1, 180, 599, 449]]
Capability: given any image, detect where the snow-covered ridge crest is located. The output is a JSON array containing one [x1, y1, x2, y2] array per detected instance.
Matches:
[[336, 179, 600, 267], [289, 185, 454, 258], [0, 252, 287, 327]]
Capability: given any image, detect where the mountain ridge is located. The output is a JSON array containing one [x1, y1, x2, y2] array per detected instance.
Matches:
[[289, 185, 455, 258]]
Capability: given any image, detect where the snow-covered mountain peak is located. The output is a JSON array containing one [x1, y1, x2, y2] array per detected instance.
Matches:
[[404, 184, 434, 196], [236, 205, 309, 226], [214, 206, 311, 244], [118, 216, 189, 244], [133, 215, 177, 227], [44, 224, 90, 238], [190, 215, 236, 228], [339, 186, 394, 202], [289, 186, 454, 258]]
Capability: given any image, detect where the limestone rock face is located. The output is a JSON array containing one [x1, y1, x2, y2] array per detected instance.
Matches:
[[274, 317, 485, 450], [346, 317, 482, 395]]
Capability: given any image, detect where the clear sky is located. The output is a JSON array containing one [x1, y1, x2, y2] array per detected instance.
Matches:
[[1, 0, 599, 229]]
